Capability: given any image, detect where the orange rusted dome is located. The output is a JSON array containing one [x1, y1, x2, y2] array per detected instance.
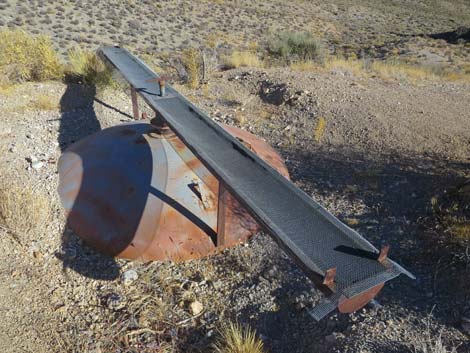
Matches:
[[58, 122, 289, 261]]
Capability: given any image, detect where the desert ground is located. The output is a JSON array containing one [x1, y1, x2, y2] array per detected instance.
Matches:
[[0, 1, 469, 352]]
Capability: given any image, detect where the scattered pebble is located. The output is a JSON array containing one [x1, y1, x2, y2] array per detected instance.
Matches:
[[189, 300, 204, 316], [121, 269, 138, 286]]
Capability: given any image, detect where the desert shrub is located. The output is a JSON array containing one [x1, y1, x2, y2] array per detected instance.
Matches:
[[181, 48, 202, 88], [223, 51, 262, 69], [267, 31, 324, 63], [0, 29, 63, 84], [213, 322, 265, 353], [0, 177, 50, 238], [67, 47, 114, 88]]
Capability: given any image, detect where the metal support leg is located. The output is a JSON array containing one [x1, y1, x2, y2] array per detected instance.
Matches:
[[216, 183, 227, 247], [130, 86, 139, 120]]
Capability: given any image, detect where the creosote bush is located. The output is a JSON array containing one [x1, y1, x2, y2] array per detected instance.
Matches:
[[268, 31, 324, 64], [0, 29, 63, 84], [213, 322, 265, 353]]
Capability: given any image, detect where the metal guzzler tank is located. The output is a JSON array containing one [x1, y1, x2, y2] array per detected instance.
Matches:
[[58, 47, 414, 320]]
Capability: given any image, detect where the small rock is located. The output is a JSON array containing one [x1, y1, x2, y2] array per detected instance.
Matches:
[[189, 300, 204, 315], [107, 293, 126, 311], [121, 269, 138, 286], [325, 334, 337, 344], [32, 160, 44, 170]]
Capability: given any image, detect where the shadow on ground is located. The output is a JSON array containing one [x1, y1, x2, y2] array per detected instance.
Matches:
[[56, 81, 121, 280]]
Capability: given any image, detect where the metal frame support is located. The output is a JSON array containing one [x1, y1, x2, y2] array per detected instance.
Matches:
[[130, 85, 139, 120], [378, 245, 390, 263], [216, 183, 227, 247], [323, 268, 337, 287]]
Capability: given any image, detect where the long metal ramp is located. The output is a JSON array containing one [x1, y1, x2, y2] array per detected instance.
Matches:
[[99, 46, 414, 320]]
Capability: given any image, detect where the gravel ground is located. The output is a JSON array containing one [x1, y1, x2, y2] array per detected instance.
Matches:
[[0, 64, 469, 352]]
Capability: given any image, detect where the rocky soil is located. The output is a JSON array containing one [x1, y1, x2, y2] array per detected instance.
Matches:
[[1, 0, 470, 352], [0, 64, 469, 352]]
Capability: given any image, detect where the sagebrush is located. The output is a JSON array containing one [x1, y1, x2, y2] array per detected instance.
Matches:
[[268, 31, 324, 63]]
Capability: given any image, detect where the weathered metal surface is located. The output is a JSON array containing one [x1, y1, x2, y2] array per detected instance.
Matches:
[[58, 122, 289, 261], [337, 283, 384, 314], [95, 46, 414, 319]]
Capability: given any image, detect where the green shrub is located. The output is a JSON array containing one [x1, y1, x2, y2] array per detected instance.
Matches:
[[267, 31, 324, 63], [0, 30, 63, 84]]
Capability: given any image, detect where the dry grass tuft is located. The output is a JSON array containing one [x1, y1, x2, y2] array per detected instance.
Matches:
[[325, 57, 366, 76], [31, 94, 58, 111], [291, 56, 470, 83], [181, 48, 202, 89], [213, 322, 265, 353], [67, 47, 114, 88], [450, 223, 470, 241], [0, 177, 50, 239], [0, 29, 63, 84], [223, 51, 262, 69], [370, 61, 436, 82], [0, 83, 17, 96], [314, 117, 326, 142], [290, 60, 321, 72], [410, 316, 457, 353]]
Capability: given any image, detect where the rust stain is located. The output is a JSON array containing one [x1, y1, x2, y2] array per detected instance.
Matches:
[[59, 122, 290, 262], [338, 283, 384, 313]]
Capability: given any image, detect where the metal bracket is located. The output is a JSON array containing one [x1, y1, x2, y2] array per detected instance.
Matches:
[[130, 85, 139, 120], [377, 244, 390, 263], [323, 267, 337, 287], [216, 183, 227, 247]]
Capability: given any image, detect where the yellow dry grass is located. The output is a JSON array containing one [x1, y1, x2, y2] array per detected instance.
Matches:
[[314, 116, 326, 142], [67, 47, 115, 88], [0, 177, 50, 239], [0, 29, 63, 84], [0, 84, 17, 96], [182, 48, 201, 89], [290, 60, 321, 72], [31, 94, 58, 111], [213, 322, 265, 353], [450, 223, 470, 241], [370, 61, 436, 82], [223, 51, 262, 69], [290, 56, 470, 83], [325, 57, 365, 77]]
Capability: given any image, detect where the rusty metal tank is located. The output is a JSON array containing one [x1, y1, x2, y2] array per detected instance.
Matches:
[[58, 121, 289, 261]]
